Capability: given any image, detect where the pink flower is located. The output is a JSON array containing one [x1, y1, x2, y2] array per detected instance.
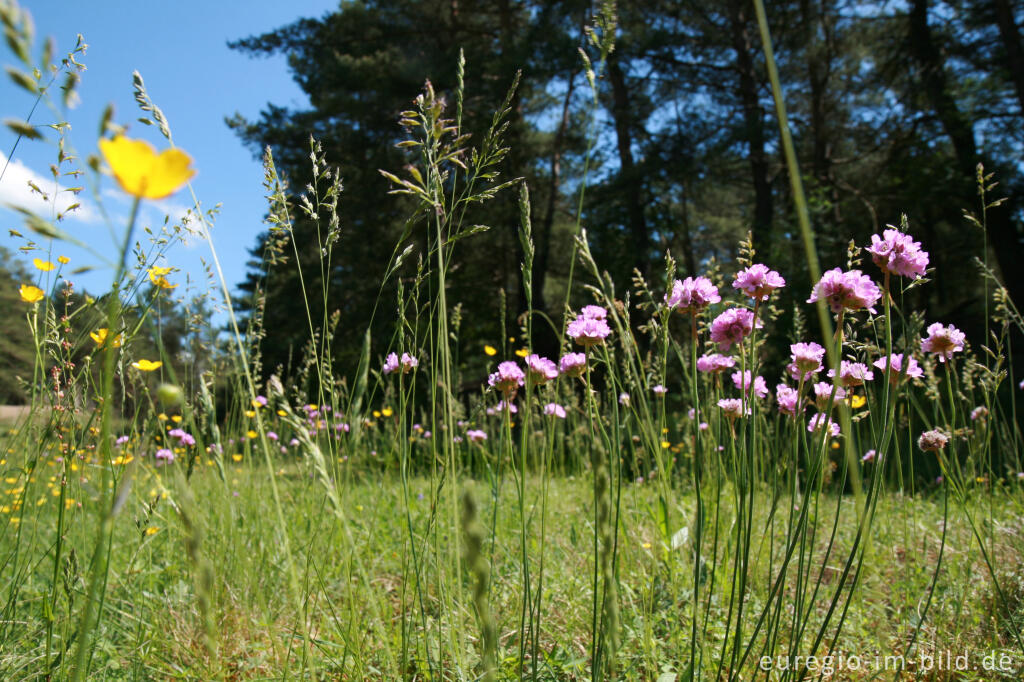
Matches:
[[733, 264, 785, 301], [567, 313, 612, 347], [697, 353, 736, 373], [827, 361, 874, 387], [808, 268, 881, 314], [652, 384, 668, 396], [488, 361, 525, 395], [559, 352, 587, 377], [543, 403, 567, 419], [873, 353, 924, 385], [918, 429, 947, 452], [466, 429, 488, 443], [867, 228, 929, 279], [383, 352, 418, 374], [155, 448, 175, 463], [400, 353, 419, 372], [970, 406, 988, 421], [862, 449, 877, 463], [776, 384, 802, 416], [710, 308, 759, 351], [580, 305, 607, 320], [382, 352, 400, 374], [807, 413, 840, 437], [665, 276, 721, 314], [525, 354, 559, 383], [731, 370, 768, 399], [494, 400, 518, 414], [790, 342, 825, 376], [718, 398, 750, 419], [812, 381, 846, 411], [920, 322, 965, 363]]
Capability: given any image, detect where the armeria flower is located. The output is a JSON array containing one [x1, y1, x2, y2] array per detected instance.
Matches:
[[790, 342, 826, 376], [493, 400, 518, 414], [466, 429, 488, 443], [873, 353, 924, 385], [652, 384, 668, 396], [867, 228, 929, 279], [808, 268, 881, 314], [543, 403, 567, 418], [732, 264, 785, 301], [918, 429, 948, 452], [731, 370, 768, 399], [920, 322, 965, 363], [710, 308, 759, 352], [559, 352, 587, 377], [807, 413, 840, 437], [382, 352, 400, 374], [115, 435, 130, 446], [665, 276, 721, 314], [400, 352, 419, 372], [89, 328, 123, 348], [488, 360, 525, 395], [970, 406, 988, 421], [98, 135, 195, 200], [33, 258, 56, 272], [19, 284, 44, 304], [862, 449, 877, 463], [132, 359, 163, 372], [167, 428, 196, 447], [147, 266, 178, 290], [812, 381, 847, 411], [776, 384, 802, 416], [718, 398, 750, 420], [155, 448, 175, 463], [567, 313, 612, 347], [581, 304, 608, 320], [525, 354, 559, 383], [618, 392, 630, 406], [697, 353, 736, 373], [827, 361, 874, 387]]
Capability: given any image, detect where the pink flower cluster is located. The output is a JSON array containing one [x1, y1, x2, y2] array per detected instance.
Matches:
[[920, 322, 965, 363], [827, 361, 874, 387], [873, 353, 924, 385], [697, 353, 736, 373], [665, 276, 721, 314], [383, 352, 419, 375], [525, 354, 559, 383], [488, 360, 525, 395], [710, 308, 759, 351], [567, 306, 612, 347], [808, 268, 881, 314], [732, 264, 785, 301], [867, 228, 929, 279], [731, 370, 768, 399]]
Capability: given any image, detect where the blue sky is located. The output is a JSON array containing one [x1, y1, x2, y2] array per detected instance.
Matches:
[[1, 0, 338, 311]]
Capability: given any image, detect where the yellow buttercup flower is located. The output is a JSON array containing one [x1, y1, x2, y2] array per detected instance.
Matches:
[[147, 266, 177, 290], [515, 348, 529, 358], [89, 328, 123, 348], [58, 256, 70, 264], [484, 345, 497, 356], [131, 359, 163, 371], [33, 258, 56, 272], [98, 135, 195, 200], [19, 284, 44, 303], [381, 407, 394, 417], [850, 394, 866, 409]]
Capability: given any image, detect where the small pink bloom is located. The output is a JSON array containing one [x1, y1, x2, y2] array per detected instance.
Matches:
[[731, 370, 768, 399], [488, 361, 525, 395], [732, 264, 785, 301], [710, 308, 759, 352], [807, 413, 840, 437], [920, 322, 965, 363], [718, 398, 749, 419], [867, 228, 929, 279], [827, 361, 874, 387], [652, 384, 668, 396], [776, 384, 802, 416], [808, 268, 881, 314], [543, 403, 567, 419], [697, 353, 736, 373], [525, 354, 559, 383], [918, 429, 947, 452], [873, 353, 924, 385], [559, 352, 587, 377], [812, 381, 846, 411], [665, 276, 721, 314], [466, 429, 488, 443], [567, 313, 612, 347]]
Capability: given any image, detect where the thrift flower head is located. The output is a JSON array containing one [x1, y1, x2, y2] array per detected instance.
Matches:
[[525, 354, 559, 383], [697, 353, 736, 373], [155, 448, 175, 463], [732, 264, 785, 301], [827, 361, 874, 387], [19, 284, 44, 304], [813, 381, 846, 411], [918, 429, 948, 452], [790, 342, 826, 376], [665, 276, 721, 314], [382, 352, 400, 374], [494, 400, 518, 414], [466, 429, 488, 443], [567, 312, 611, 347], [807, 413, 840, 437], [808, 268, 881, 314], [873, 353, 924, 385], [862, 449, 877, 463], [543, 403, 567, 418], [921, 322, 965, 363], [98, 135, 196, 200], [400, 352, 419, 372], [710, 308, 759, 352], [488, 360, 525, 395], [776, 384, 801, 417], [718, 398, 750, 420], [559, 352, 587, 377], [652, 384, 668, 396], [867, 228, 929, 279], [618, 392, 630, 406], [731, 370, 768, 399], [970, 406, 988, 421], [580, 305, 607, 320]]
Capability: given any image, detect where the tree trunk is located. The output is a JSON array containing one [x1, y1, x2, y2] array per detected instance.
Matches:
[[993, 0, 1024, 116]]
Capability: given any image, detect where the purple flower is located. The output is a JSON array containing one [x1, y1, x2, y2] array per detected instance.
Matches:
[[495, 400, 518, 414], [559, 352, 587, 377], [807, 413, 840, 437], [812, 381, 846, 411], [382, 352, 400, 375], [115, 435, 130, 446], [970, 406, 988, 421], [918, 429, 948, 452], [168, 428, 195, 447], [155, 448, 175, 463], [732, 264, 785, 301], [567, 313, 612, 347], [790, 342, 826, 376], [254, 395, 268, 407], [266, 431, 278, 441], [400, 352, 419, 372], [827, 361, 874, 387], [808, 268, 881, 314], [731, 370, 768, 399], [543, 403, 567, 419], [776, 384, 802, 416], [710, 308, 759, 352], [697, 353, 736, 373], [652, 384, 668, 396], [862, 449, 877, 463], [665, 276, 721, 314], [466, 429, 488, 443], [525, 354, 559, 383], [580, 305, 607, 321], [718, 398, 750, 420], [921, 322, 965, 363], [383, 352, 418, 374], [867, 228, 929, 279], [873, 354, 924, 385], [488, 360, 525, 396]]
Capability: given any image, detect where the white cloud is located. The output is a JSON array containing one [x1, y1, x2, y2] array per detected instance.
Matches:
[[0, 150, 101, 224]]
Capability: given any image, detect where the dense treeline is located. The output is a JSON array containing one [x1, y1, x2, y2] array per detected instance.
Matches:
[[228, 0, 1023, 381]]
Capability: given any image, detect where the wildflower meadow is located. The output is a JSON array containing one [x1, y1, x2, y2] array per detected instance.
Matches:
[[1, 1, 1023, 680]]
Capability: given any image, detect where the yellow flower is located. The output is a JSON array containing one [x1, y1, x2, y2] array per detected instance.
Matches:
[[98, 135, 195, 199], [245, 410, 256, 418], [661, 441, 671, 449], [484, 345, 497, 356], [246, 430, 258, 439], [381, 407, 393, 417], [147, 266, 177, 290], [158, 413, 168, 421], [850, 394, 866, 409], [89, 328, 123, 347], [171, 415, 182, 423], [515, 348, 529, 358], [231, 454, 242, 463], [58, 256, 70, 264], [33, 258, 56, 272], [19, 284, 44, 303], [145, 526, 160, 536], [277, 409, 286, 417], [372, 410, 381, 419], [131, 359, 163, 371]]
